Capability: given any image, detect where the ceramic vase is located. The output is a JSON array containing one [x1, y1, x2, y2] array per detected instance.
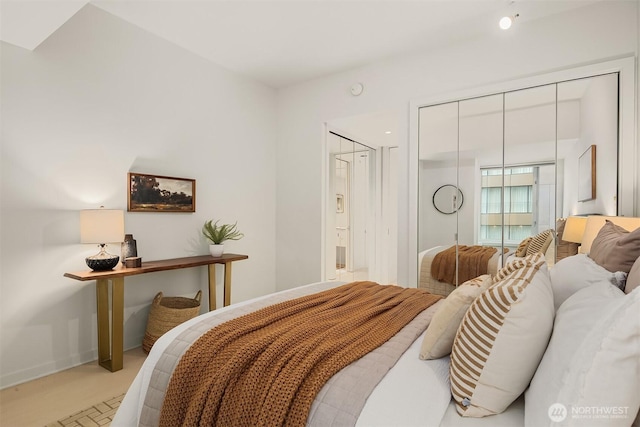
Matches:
[[121, 234, 138, 264], [209, 244, 224, 257]]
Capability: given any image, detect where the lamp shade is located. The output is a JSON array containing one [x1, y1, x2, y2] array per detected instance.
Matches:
[[562, 216, 587, 244], [80, 209, 124, 244]]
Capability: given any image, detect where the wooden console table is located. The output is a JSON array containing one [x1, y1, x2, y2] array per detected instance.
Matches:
[[64, 253, 248, 372]]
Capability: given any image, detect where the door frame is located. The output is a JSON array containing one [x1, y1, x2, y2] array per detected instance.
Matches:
[[322, 126, 380, 282]]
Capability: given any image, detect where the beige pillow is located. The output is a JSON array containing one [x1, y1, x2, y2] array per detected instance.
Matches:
[[626, 257, 640, 294], [450, 252, 554, 417], [419, 275, 492, 360], [515, 237, 532, 257], [589, 220, 640, 273], [525, 229, 553, 256]]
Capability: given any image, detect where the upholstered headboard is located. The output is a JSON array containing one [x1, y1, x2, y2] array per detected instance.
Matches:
[[581, 215, 640, 254]]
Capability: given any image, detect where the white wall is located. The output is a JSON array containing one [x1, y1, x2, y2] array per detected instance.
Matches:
[[276, 1, 639, 291], [563, 74, 619, 216], [0, 4, 277, 386]]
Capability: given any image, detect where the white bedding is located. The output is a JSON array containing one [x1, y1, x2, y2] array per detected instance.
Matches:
[[440, 395, 524, 427], [112, 281, 454, 427]]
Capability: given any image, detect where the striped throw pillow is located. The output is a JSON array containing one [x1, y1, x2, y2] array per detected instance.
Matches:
[[515, 237, 532, 257], [450, 252, 554, 417], [525, 229, 554, 256]]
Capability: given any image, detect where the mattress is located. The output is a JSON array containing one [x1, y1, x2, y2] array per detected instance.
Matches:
[[111, 281, 455, 427]]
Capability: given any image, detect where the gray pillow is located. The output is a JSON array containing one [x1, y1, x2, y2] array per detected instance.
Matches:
[[589, 220, 640, 273], [626, 257, 640, 294]]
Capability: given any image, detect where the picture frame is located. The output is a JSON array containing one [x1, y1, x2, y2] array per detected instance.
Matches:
[[128, 172, 196, 212], [578, 145, 596, 202], [336, 194, 344, 213]]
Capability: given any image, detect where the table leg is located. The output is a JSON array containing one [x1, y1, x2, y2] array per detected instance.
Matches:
[[207, 264, 216, 311], [223, 262, 232, 307], [96, 277, 124, 372], [96, 279, 109, 367]]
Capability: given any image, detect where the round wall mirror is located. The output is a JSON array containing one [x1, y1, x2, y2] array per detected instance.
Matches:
[[433, 184, 464, 215]]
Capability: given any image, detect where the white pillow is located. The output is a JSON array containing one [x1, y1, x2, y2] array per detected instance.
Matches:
[[525, 285, 640, 427], [450, 253, 554, 417], [549, 254, 620, 310], [419, 275, 492, 360]]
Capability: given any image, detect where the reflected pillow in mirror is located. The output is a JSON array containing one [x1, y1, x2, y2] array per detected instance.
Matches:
[[589, 220, 640, 273], [515, 237, 532, 257], [419, 274, 492, 360], [555, 218, 580, 261], [525, 229, 554, 256]]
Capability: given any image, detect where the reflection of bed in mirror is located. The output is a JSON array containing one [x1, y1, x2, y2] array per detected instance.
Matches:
[[419, 226, 564, 297], [418, 245, 514, 296]]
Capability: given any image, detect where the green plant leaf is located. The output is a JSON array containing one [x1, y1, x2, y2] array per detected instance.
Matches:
[[202, 219, 244, 244]]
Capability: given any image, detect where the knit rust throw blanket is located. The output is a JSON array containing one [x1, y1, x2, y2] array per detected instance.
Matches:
[[159, 281, 441, 427], [431, 245, 499, 285]]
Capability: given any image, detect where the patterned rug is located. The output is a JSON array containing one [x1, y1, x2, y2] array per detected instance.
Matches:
[[46, 394, 125, 427]]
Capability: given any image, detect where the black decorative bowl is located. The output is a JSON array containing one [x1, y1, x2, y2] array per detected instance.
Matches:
[[86, 256, 120, 271]]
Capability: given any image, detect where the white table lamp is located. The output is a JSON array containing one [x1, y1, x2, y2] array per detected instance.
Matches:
[[80, 207, 124, 270]]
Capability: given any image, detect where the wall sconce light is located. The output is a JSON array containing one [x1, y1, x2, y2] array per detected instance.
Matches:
[[80, 206, 124, 270], [499, 13, 519, 30]]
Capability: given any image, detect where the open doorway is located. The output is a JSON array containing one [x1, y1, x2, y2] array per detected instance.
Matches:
[[326, 132, 375, 282], [324, 110, 399, 284]]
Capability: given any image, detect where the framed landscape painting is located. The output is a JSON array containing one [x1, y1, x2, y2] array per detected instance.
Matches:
[[128, 173, 196, 212]]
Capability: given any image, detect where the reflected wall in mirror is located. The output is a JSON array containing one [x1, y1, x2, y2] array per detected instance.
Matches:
[[417, 73, 619, 296], [433, 184, 464, 214]]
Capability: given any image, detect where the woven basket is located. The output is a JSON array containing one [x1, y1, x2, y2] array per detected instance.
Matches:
[[142, 290, 202, 353]]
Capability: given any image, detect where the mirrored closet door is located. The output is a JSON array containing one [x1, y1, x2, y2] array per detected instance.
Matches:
[[417, 73, 619, 296]]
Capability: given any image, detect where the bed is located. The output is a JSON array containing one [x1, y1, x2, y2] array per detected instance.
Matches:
[[113, 217, 640, 427], [418, 245, 512, 297], [419, 227, 563, 298]]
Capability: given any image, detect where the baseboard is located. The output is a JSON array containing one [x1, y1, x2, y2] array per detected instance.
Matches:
[[0, 338, 144, 390]]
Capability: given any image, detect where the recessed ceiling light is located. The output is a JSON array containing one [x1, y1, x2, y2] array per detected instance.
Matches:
[[499, 13, 519, 30], [385, 131, 392, 135]]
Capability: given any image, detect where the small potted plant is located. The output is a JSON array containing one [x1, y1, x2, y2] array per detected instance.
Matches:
[[202, 219, 244, 257]]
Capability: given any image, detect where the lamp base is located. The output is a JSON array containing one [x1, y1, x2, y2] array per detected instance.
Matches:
[[86, 255, 119, 271], [86, 245, 120, 271]]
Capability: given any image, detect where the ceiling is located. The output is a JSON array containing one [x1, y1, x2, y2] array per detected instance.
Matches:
[[0, 1, 599, 149], [1, 0, 599, 89]]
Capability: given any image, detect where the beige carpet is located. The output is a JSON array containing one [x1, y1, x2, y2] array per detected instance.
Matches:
[[46, 393, 125, 427]]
